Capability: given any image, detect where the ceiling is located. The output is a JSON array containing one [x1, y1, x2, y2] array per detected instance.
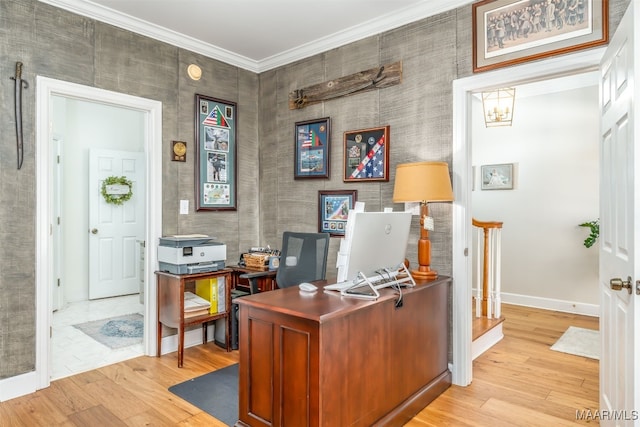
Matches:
[[40, 0, 473, 73]]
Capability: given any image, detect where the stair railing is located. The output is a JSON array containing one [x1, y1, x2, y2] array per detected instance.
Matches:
[[472, 219, 503, 319]]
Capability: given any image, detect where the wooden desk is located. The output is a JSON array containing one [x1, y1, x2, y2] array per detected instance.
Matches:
[[230, 265, 278, 293], [156, 270, 232, 367], [235, 276, 452, 427]]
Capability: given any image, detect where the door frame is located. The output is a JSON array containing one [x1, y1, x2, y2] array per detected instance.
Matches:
[[451, 47, 605, 386], [35, 77, 163, 389]]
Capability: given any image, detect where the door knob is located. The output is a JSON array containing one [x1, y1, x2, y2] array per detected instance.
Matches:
[[610, 276, 632, 294], [91, 228, 98, 234]]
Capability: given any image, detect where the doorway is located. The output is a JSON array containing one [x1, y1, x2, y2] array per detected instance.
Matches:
[[451, 48, 605, 386], [35, 77, 163, 390]]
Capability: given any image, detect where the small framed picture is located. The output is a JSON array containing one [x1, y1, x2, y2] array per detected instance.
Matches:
[[343, 125, 390, 182], [481, 163, 514, 190], [294, 117, 330, 179], [318, 190, 357, 237]]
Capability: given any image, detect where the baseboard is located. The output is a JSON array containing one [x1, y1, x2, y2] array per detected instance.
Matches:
[[472, 323, 503, 360], [159, 324, 216, 355], [500, 292, 599, 317], [472, 289, 599, 317], [0, 371, 37, 402]]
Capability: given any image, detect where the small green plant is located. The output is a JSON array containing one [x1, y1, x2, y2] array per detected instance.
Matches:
[[578, 219, 599, 248]]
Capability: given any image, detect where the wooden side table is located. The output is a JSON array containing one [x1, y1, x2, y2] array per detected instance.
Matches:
[[156, 269, 232, 367]]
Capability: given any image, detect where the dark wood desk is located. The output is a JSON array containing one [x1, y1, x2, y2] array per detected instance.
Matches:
[[235, 276, 452, 427], [156, 270, 232, 367], [230, 265, 277, 293]]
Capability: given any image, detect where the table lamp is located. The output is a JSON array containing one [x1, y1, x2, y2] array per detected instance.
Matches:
[[392, 161, 454, 280]]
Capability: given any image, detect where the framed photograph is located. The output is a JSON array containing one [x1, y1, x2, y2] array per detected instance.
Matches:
[[343, 125, 390, 182], [481, 163, 514, 190], [195, 94, 237, 211], [472, 0, 608, 73], [318, 190, 357, 237], [294, 117, 330, 179]]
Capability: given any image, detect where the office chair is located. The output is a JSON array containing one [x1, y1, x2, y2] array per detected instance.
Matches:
[[239, 231, 330, 293]]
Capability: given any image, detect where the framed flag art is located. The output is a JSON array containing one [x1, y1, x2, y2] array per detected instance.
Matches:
[[195, 94, 237, 211], [343, 125, 390, 182]]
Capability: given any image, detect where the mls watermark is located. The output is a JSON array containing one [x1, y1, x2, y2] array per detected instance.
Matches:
[[576, 409, 639, 421]]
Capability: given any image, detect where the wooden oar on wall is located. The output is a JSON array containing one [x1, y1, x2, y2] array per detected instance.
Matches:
[[288, 61, 402, 110]]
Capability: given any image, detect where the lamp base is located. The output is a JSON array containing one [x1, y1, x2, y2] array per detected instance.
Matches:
[[410, 268, 438, 281]]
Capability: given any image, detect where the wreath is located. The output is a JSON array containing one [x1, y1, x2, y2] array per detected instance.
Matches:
[[101, 176, 133, 205]]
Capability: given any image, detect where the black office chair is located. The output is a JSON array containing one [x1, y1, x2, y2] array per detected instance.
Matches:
[[240, 231, 330, 292]]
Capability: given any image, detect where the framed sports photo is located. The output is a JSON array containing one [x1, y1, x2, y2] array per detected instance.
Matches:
[[195, 94, 237, 211], [318, 190, 357, 237]]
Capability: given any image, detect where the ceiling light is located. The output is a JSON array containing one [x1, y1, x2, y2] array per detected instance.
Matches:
[[482, 88, 515, 127]]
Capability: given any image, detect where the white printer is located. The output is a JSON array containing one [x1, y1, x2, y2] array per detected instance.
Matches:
[[158, 235, 226, 274]]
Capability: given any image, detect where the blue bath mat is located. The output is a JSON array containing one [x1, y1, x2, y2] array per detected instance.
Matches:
[[73, 313, 143, 349]]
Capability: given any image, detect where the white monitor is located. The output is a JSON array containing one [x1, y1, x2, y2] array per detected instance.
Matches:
[[337, 210, 412, 282]]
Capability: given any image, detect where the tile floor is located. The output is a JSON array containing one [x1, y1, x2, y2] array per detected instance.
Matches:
[[52, 294, 145, 380]]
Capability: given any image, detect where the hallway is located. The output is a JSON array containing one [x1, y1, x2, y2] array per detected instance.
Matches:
[[52, 294, 144, 380]]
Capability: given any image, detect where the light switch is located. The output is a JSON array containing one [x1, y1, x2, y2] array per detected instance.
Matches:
[[180, 200, 189, 215]]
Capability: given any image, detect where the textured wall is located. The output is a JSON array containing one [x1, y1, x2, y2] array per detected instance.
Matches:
[[258, 10, 460, 273], [0, 0, 630, 381], [0, 0, 259, 380]]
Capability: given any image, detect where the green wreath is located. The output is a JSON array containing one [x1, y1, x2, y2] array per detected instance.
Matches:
[[101, 176, 133, 205]]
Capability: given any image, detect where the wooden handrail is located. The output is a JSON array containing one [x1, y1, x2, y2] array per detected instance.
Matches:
[[472, 218, 503, 318], [472, 219, 503, 229]]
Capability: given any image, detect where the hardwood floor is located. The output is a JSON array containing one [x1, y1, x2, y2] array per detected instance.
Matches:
[[0, 304, 598, 426]]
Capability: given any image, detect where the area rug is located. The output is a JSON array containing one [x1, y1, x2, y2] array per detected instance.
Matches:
[[169, 363, 238, 426], [550, 326, 600, 360], [73, 313, 143, 349]]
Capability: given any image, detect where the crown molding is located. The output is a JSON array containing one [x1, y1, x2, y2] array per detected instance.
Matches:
[[39, 0, 472, 73]]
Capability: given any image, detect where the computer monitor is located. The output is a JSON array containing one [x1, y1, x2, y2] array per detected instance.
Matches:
[[337, 210, 412, 283]]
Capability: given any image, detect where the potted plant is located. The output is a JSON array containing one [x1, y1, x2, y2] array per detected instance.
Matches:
[[579, 219, 599, 248]]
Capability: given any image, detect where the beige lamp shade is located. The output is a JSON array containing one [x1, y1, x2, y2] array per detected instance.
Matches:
[[393, 161, 454, 203]]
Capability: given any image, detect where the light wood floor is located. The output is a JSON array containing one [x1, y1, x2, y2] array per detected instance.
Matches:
[[0, 304, 598, 426]]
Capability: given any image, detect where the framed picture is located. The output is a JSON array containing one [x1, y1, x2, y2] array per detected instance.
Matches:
[[195, 94, 237, 211], [318, 190, 357, 237], [472, 0, 608, 73], [294, 117, 330, 179], [481, 163, 514, 190], [343, 125, 390, 182]]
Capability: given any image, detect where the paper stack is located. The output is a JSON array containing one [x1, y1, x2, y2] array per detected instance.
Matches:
[[184, 291, 211, 318]]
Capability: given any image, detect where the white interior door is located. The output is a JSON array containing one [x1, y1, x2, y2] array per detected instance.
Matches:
[[89, 149, 145, 300], [52, 136, 63, 311], [599, 2, 639, 423]]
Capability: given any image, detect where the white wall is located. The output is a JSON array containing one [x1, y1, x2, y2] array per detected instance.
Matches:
[[53, 96, 145, 303], [472, 84, 599, 310]]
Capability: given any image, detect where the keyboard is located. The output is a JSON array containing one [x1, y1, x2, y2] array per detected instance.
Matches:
[[324, 280, 355, 291]]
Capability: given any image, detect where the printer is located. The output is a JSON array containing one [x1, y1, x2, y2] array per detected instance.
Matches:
[[158, 235, 226, 274]]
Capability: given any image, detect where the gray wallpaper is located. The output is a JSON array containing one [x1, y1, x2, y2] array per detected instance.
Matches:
[[0, 0, 629, 381]]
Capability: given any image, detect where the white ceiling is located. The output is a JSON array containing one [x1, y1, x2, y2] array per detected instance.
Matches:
[[40, 0, 473, 73]]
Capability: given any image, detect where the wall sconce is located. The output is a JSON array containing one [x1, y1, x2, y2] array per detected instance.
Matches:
[[482, 87, 515, 127], [187, 64, 202, 81]]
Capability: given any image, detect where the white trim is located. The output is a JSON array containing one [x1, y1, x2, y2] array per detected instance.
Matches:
[[501, 293, 600, 317], [33, 77, 162, 397], [472, 323, 503, 360], [158, 325, 217, 356], [452, 47, 604, 387], [472, 288, 600, 317], [38, 0, 473, 73], [0, 372, 38, 402]]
